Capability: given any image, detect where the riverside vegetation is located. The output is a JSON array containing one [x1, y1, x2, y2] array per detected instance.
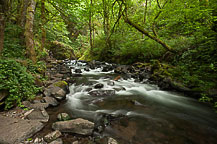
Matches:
[[0, 0, 217, 143], [0, 0, 216, 110]]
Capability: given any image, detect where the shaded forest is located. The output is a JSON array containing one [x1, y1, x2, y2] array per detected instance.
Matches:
[[0, 0, 217, 110]]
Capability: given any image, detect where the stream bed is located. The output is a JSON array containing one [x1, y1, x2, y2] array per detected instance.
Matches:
[[48, 60, 217, 144]]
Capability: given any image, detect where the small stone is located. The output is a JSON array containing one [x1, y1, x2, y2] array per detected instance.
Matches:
[[107, 81, 115, 86], [49, 138, 63, 144], [72, 141, 79, 144], [94, 83, 104, 89], [108, 137, 118, 144], [44, 130, 62, 143], [75, 69, 82, 73], [57, 113, 71, 121], [84, 67, 90, 71]]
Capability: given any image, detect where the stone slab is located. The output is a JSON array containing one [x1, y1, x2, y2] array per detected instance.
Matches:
[[0, 115, 44, 144]]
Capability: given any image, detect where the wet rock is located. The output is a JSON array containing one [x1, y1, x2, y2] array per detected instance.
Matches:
[[75, 69, 82, 73], [107, 81, 115, 86], [102, 65, 113, 72], [88, 90, 115, 97], [114, 65, 130, 74], [57, 113, 71, 121], [71, 73, 82, 77], [113, 87, 126, 91], [53, 88, 66, 101], [94, 83, 104, 89], [44, 96, 59, 107], [52, 118, 94, 135], [49, 138, 63, 144], [84, 67, 90, 71], [108, 137, 118, 144], [26, 109, 49, 122], [44, 130, 62, 143], [85, 87, 93, 92]]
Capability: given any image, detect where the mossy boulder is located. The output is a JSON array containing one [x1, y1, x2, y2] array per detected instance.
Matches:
[[48, 41, 76, 60], [53, 81, 68, 89]]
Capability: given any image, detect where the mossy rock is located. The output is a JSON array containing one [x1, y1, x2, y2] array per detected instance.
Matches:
[[48, 41, 76, 60], [54, 81, 68, 89]]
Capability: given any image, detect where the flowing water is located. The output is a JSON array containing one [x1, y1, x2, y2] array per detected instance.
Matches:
[[61, 60, 217, 144]]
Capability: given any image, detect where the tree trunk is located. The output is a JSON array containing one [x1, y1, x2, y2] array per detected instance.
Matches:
[[24, 0, 37, 63], [124, 17, 175, 53], [41, 0, 46, 51], [89, 0, 93, 51], [18, 0, 28, 27]]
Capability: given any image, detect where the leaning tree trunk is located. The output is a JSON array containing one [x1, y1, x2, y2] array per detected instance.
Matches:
[[124, 17, 175, 53], [24, 0, 37, 63]]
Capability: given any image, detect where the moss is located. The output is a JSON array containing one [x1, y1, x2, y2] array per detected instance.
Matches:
[[54, 81, 68, 88], [48, 41, 75, 60]]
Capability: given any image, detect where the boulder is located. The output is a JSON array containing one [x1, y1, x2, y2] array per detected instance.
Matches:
[[43, 96, 59, 107], [88, 90, 115, 97], [94, 83, 104, 89], [26, 109, 49, 122], [44, 130, 62, 143], [57, 113, 71, 121], [53, 88, 66, 101], [52, 118, 94, 135], [0, 115, 44, 144]]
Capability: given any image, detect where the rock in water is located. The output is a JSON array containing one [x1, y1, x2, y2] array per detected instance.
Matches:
[[57, 113, 71, 121], [88, 90, 115, 97], [75, 69, 82, 73], [94, 83, 104, 89], [52, 118, 94, 135], [44, 130, 62, 143]]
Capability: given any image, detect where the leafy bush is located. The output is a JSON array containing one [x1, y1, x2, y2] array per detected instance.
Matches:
[[3, 24, 25, 59], [0, 59, 39, 109]]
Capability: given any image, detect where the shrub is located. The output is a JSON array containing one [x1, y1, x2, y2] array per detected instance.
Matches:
[[0, 59, 39, 109]]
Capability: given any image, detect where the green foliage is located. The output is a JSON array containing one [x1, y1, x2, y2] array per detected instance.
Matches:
[[3, 24, 25, 59], [0, 59, 39, 109]]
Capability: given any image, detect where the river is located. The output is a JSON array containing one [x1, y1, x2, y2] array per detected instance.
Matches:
[[56, 60, 217, 144]]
